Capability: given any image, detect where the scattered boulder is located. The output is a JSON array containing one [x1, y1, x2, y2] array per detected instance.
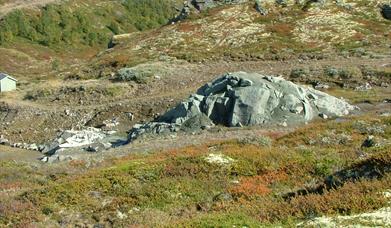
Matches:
[[255, 0, 268, 15], [128, 122, 180, 142], [319, 113, 328, 119], [0, 135, 9, 146], [381, 4, 391, 20], [180, 113, 215, 132], [355, 83, 372, 91], [314, 82, 330, 90], [86, 142, 112, 153]]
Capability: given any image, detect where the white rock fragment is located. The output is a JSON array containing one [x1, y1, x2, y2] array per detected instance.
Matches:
[[298, 207, 391, 227], [205, 153, 234, 165], [59, 128, 106, 148]]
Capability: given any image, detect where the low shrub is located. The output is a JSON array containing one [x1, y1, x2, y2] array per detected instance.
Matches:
[[114, 68, 152, 83], [290, 68, 310, 79], [339, 66, 362, 79]]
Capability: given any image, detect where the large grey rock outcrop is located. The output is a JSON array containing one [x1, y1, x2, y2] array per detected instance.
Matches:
[[128, 72, 356, 142], [159, 72, 355, 127]]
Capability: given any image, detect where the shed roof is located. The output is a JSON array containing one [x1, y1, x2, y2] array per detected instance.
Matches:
[[0, 73, 17, 82]]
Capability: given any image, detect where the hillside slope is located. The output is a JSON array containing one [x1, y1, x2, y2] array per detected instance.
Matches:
[[95, 0, 391, 68], [0, 0, 181, 78], [0, 0, 60, 18]]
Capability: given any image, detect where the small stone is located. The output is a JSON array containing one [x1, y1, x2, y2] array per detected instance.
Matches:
[[64, 109, 71, 116], [355, 83, 372, 91], [319, 113, 328, 119], [40, 157, 49, 162], [28, 144, 39, 151], [279, 122, 288, 127], [361, 135, 377, 148], [126, 112, 134, 121], [116, 210, 128, 220], [0, 137, 9, 145]]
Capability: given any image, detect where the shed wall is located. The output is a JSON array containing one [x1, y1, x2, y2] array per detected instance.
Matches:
[[0, 78, 16, 92]]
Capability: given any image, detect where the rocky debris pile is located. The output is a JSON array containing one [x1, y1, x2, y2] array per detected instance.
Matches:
[[381, 4, 391, 20], [128, 72, 356, 142], [40, 127, 121, 162], [1, 134, 45, 151], [128, 122, 181, 142], [11, 142, 44, 151], [355, 82, 372, 91], [101, 118, 120, 130]]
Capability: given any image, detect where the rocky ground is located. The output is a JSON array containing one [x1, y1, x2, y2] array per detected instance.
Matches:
[[0, 0, 391, 227]]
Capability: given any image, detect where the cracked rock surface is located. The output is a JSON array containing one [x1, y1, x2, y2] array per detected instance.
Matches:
[[128, 72, 356, 142]]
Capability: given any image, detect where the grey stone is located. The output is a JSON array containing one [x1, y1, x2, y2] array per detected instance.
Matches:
[[319, 113, 328, 119], [165, 72, 355, 126], [28, 143, 39, 151], [381, 4, 391, 20], [0, 137, 9, 145], [85, 142, 109, 153], [42, 142, 60, 155], [255, 0, 268, 15], [180, 113, 214, 132], [361, 135, 377, 148], [355, 83, 372, 91], [128, 122, 180, 142], [276, 0, 288, 7], [127, 72, 356, 141], [314, 82, 330, 90]]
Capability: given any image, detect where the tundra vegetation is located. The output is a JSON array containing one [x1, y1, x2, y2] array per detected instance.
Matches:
[[1, 115, 390, 226]]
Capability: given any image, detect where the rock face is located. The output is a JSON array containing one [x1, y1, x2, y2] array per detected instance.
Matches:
[[128, 72, 356, 141], [159, 72, 355, 127]]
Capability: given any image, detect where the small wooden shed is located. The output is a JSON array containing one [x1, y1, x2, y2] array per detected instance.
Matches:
[[0, 73, 17, 92]]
